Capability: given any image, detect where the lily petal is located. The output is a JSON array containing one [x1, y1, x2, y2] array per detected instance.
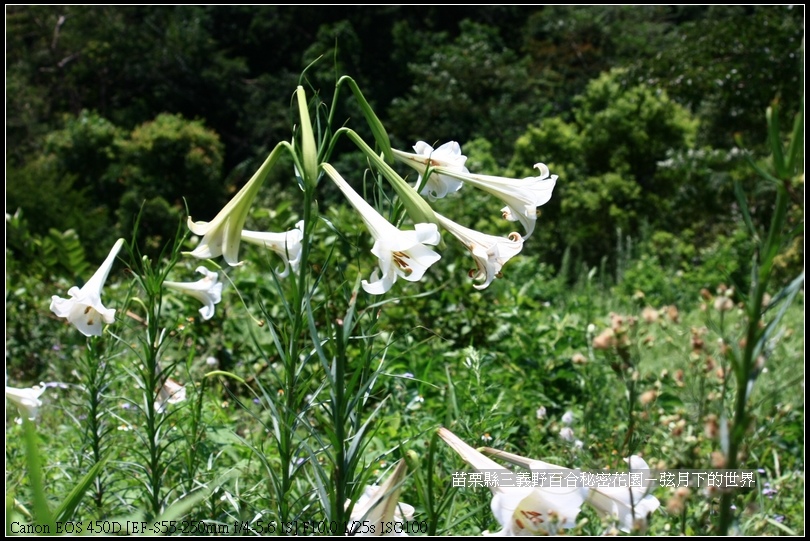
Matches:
[[392, 141, 468, 201], [586, 455, 660, 533], [50, 238, 125, 337], [6, 385, 46, 421], [240, 220, 305, 278], [163, 266, 223, 321], [435, 214, 523, 290], [437, 163, 557, 239], [154, 377, 187, 414], [480, 447, 568, 472], [348, 459, 413, 536], [491, 485, 584, 535]]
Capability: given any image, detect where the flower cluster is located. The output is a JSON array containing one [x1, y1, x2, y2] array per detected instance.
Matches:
[[393, 141, 556, 291], [186, 134, 555, 296], [439, 427, 660, 535]]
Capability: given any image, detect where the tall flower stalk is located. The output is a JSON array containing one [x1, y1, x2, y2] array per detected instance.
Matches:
[[125, 233, 197, 519], [716, 100, 804, 535], [74, 337, 118, 514]]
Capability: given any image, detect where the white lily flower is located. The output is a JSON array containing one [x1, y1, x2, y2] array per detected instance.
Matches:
[[392, 141, 468, 201], [586, 456, 660, 533], [438, 428, 585, 536], [186, 150, 279, 266], [435, 213, 523, 290], [348, 459, 414, 536], [50, 238, 125, 337], [491, 448, 660, 533], [322, 164, 441, 295], [437, 163, 557, 239], [6, 384, 46, 421], [153, 362, 187, 414], [240, 220, 305, 278], [163, 266, 223, 321], [154, 377, 186, 414]]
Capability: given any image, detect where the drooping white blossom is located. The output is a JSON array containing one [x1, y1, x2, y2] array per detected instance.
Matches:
[[164, 266, 223, 321], [392, 141, 469, 201], [50, 238, 125, 337], [323, 164, 441, 295]]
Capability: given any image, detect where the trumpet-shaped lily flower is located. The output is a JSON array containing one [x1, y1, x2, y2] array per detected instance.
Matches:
[[348, 459, 414, 536], [50, 238, 125, 337], [585, 456, 660, 533], [436, 163, 557, 239], [438, 428, 585, 535], [392, 141, 468, 201], [6, 384, 46, 421], [186, 148, 282, 266], [163, 266, 223, 321], [435, 214, 523, 290], [241, 220, 305, 277], [322, 164, 441, 295]]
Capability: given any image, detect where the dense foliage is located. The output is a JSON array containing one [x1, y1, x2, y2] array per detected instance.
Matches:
[[6, 6, 804, 262]]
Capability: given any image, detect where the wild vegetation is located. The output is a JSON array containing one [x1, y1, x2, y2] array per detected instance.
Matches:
[[5, 6, 804, 536]]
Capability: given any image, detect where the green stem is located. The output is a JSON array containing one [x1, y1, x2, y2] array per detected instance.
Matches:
[[718, 185, 789, 535]]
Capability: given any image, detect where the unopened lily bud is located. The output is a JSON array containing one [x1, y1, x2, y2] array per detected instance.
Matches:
[[405, 449, 420, 470]]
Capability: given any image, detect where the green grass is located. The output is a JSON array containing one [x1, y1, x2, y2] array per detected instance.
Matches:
[[5, 254, 804, 535]]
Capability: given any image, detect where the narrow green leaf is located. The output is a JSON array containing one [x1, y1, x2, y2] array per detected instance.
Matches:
[[203, 370, 246, 384], [733, 181, 758, 240], [54, 456, 110, 522], [21, 420, 54, 532], [786, 101, 804, 175], [766, 103, 786, 178]]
